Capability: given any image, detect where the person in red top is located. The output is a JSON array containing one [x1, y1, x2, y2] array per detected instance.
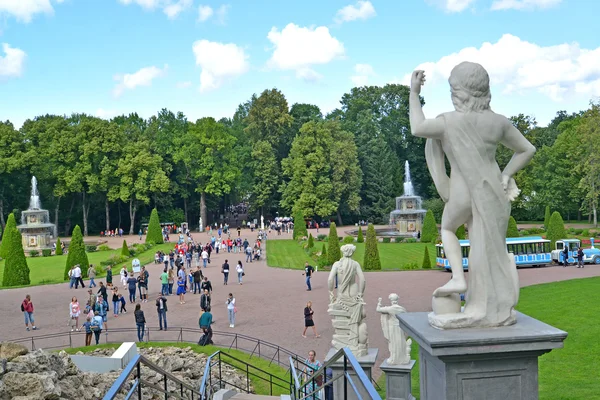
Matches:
[[22, 294, 36, 331]]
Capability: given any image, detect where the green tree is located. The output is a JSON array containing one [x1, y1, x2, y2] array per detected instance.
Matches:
[[363, 223, 381, 270], [357, 226, 364, 243], [146, 208, 164, 244], [422, 246, 431, 269], [574, 104, 600, 226], [64, 225, 90, 279], [455, 225, 466, 240], [121, 239, 129, 257], [547, 211, 566, 249], [293, 211, 308, 239], [307, 233, 314, 249], [318, 242, 328, 268], [506, 216, 520, 238], [0, 213, 17, 259], [544, 206, 551, 229], [328, 222, 341, 266], [421, 210, 438, 243], [2, 228, 30, 286], [55, 237, 63, 255]]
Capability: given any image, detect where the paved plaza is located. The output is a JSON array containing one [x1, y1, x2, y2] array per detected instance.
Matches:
[[2, 228, 599, 374]]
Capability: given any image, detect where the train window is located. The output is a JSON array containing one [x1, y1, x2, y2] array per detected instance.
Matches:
[[544, 242, 550, 253], [461, 246, 470, 258], [556, 242, 563, 250]]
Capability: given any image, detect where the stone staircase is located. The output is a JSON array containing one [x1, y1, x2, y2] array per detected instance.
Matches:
[[213, 390, 291, 400]]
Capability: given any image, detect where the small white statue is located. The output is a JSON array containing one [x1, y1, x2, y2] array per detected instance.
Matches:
[[328, 244, 368, 357], [409, 61, 536, 329], [260, 215, 264, 230], [199, 217, 203, 232], [376, 294, 412, 365]]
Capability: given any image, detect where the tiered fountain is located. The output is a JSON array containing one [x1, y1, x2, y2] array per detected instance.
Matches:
[[389, 161, 427, 236], [17, 177, 55, 252]]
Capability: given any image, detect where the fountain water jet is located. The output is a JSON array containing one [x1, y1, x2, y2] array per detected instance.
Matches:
[[389, 161, 427, 236], [17, 176, 56, 252]]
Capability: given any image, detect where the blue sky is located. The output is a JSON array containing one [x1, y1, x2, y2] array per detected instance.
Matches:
[[0, 0, 598, 128]]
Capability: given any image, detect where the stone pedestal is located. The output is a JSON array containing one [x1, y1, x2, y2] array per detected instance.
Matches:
[[380, 359, 416, 400], [324, 348, 378, 400], [398, 312, 567, 400]]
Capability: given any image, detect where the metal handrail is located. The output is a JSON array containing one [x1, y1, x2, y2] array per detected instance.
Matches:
[[290, 347, 381, 400], [103, 353, 201, 399]]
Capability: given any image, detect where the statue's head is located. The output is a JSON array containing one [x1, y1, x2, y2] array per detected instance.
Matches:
[[389, 293, 399, 304], [341, 244, 356, 257], [449, 61, 491, 113]]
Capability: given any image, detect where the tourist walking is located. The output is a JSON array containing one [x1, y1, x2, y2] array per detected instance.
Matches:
[[577, 247, 585, 268], [88, 264, 97, 288], [222, 260, 230, 285], [303, 262, 314, 291], [245, 245, 253, 263], [160, 268, 169, 295], [562, 246, 569, 267], [236, 261, 244, 285], [156, 293, 168, 331], [168, 268, 176, 295], [198, 306, 213, 346], [193, 267, 203, 294], [127, 272, 137, 303], [119, 294, 127, 313], [94, 295, 109, 330], [120, 265, 128, 289], [137, 268, 148, 303], [91, 311, 103, 344], [134, 303, 146, 342], [302, 301, 320, 338], [112, 287, 120, 317], [201, 276, 213, 293], [69, 297, 81, 332], [98, 281, 108, 303], [177, 274, 186, 304], [201, 248, 209, 268], [226, 293, 236, 328], [21, 294, 36, 331], [200, 289, 211, 312], [81, 317, 93, 346], [106, 266, 113, 286], [303, 350, 323, 400]]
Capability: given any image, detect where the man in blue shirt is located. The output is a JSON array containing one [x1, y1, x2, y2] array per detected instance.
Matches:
[[199, 306, 213, 345]]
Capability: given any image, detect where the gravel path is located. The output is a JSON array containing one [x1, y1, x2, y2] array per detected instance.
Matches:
[[2, 228, 599, 378]]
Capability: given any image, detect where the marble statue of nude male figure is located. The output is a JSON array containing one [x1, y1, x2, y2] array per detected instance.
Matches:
[[408, 62, 536, 328]]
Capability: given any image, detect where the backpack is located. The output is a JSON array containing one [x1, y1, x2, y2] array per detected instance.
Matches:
[[20, 302, 25, 312]]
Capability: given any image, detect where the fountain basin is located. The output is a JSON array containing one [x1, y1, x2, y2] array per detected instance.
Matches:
[[17, 178, 56, 252]]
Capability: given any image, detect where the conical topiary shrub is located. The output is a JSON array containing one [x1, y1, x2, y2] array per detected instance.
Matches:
[[547, 211, 566, 249], [421, 210, 438, 243], [506, 216, 520, 238], [422, 246, 431, 269], [2, 227, 30, 286], [357, 226, 364, 243], [544, 206, 551, 230], [64, 225, 90, 279], [145, 208, 164, 244], [327, 222, 341, 266], [364, 223, 381, 270], [307, 233, 314, 249], [121, 239, 130, 257], [55, 237, 63, 255], [455, 225, 466, 240], [318, 243, 328, 268], [0, 213, 17, 259], [293, 211, 308, 240]]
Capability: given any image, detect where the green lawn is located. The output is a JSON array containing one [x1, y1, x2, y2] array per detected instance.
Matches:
[[377, 277, 600, 399], [266, 240, 437, 270], [64, 342, 290, 396], [0, 243, 174, 288]]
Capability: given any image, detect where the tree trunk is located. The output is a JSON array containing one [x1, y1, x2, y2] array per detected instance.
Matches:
[[54, 197, 60, 237], [594, 206, 598, 228], [129, 199, 137, 235], [82, 192, 88, 236], [65, 196, 75, 235], [0, 199, 5, 230], [184, 197, 189, 223], [105, 197, 111, 232], [200, 191, 207, 230], [337, 210, 343, 226]]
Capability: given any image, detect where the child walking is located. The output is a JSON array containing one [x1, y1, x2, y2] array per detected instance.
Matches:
[[177, 275, 186, 304]]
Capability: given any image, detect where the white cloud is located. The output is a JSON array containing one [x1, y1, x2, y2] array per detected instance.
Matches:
[[296, 68, 323, 83], [113, 64, 168, 97], [351, 63, 375, 86], [401, 34, 600, 102], [0, 43, 26, 77], [0, 0, 65, 23], [334, 1, 376, 23], [176, 81, 192, 88], [163, 0, 192, 19], [197, 5, 213, 21], [215, 4, 230, 24], [426, 0, 476, 12], [266, 23, 345, 79], [491, 0, 561, 11], [192, 40, 249, 92], [118, 0, 161, 9], [95, 108, 120, 120]]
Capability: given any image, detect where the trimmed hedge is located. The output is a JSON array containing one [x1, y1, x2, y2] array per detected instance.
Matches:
[[121, 240, 129, 257], [307, 234, 314, 249], [422, 246, 431, 269], [42, 249, 52, 257], [421, 210, 438, 243], [0, 213, 17, 259], [547, 212, 566, 249], [343, 236, 354, 244], [544, 206, 551, 229], [327, 223, 341, 266], [317, 243, 328, 268], [506, 216, 520, 238], [2, 228, 30, 286], [64, 225, 90, 279], [363, 223, 381, 270], [145, 208, 164, 244], [55, 237, 63, 255], [456, 225, 466, 240], [293, 211, 308, 240], [357, 227, 364, 243]]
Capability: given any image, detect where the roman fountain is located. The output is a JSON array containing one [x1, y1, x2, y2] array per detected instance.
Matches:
[[389, 161, 427, 236], [17, 176, 56, 253]]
